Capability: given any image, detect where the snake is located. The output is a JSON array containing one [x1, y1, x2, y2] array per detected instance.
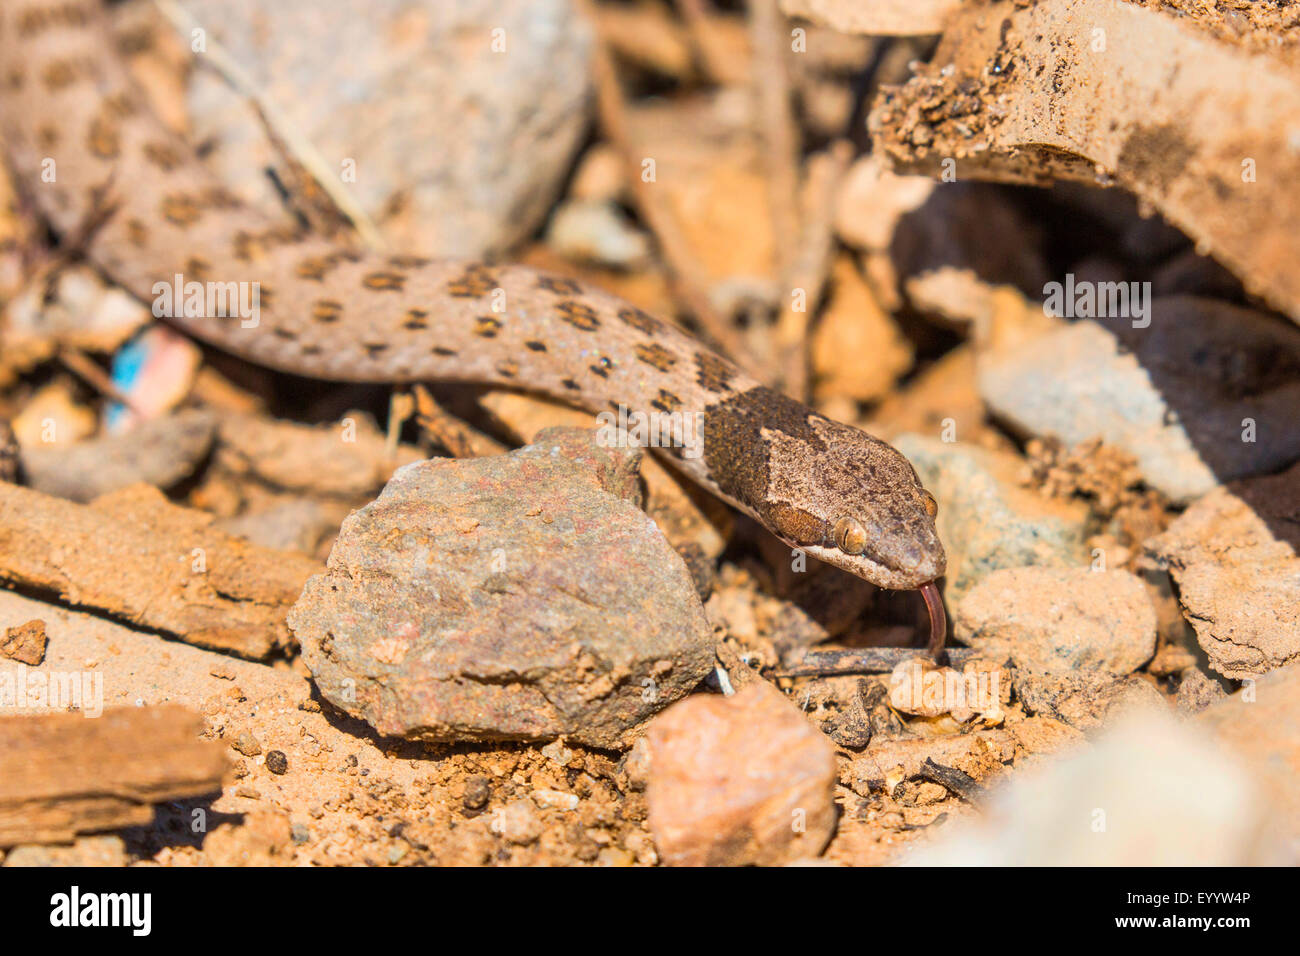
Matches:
[[0, 0, 948, 651]]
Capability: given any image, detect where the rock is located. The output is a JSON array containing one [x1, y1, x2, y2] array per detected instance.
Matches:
[[833, 155, 934, 252], [531, 789, 578, 811], [811, 255, 913, 403], [798, 676, 876, 749], [265, 751, 289, 775], [1175, 667, 1229, 715], [645, 683, 836, 866], [0, 619, 46, 666], [462, 776, 491, 813], [545, 198, 651, 269], [626, 93, 777, 287], [866, 345, 990, 446], [905, 708, 1283, 865], [1016, 671, 1166, 729], [978, 297, 1300, 504], [491, 799, 543, 846], [20, 410, 216, 503], [183, 0, 590, 258], [231, 730, 262, 757], [292, 428, 715, 747], [476, 389, 729, 570], [955, 568, 1157, 674], [1145, 462, 1300, 679], [892, 436, 1089, 605], [1199, 663, 1300, 851]]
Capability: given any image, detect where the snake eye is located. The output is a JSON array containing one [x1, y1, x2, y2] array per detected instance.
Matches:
[[833, 517, 867, 555], [922, 491, 939, 518]]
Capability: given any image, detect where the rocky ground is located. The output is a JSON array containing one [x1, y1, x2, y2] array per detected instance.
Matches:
[[0, 0, 1297, 867]]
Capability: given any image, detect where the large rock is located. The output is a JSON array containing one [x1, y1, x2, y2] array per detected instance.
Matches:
[[1145, 461, 1300, 679], [644, 683, 837, 866], [291, 428, 715, 747], [955, 567, 1157, 674], [978, 297, 1300, 504], [182, 0, 591, 258]]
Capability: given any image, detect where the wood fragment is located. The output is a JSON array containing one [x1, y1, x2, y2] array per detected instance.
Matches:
[[414, 385, 506, 459], [578, 0, 763, 374], [750, 0, 803, 291], [0, 482, 320, 658], [775, 140, 853, 399], [919, 756, 985, 802], [780, 645, 980, 676], [0, 705, 227, 847]]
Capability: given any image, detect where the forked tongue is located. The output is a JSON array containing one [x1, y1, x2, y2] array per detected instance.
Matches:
[[920, 581, 947, 660]]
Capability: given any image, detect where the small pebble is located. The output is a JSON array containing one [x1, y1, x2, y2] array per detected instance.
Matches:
[[463, 775, 491, 812], [231, 730, 262, 757], [492, 799, 543, 845], [265, 750, 289, 775]]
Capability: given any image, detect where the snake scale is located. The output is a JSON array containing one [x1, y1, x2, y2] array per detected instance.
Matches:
[[0, 0, 948, 649]]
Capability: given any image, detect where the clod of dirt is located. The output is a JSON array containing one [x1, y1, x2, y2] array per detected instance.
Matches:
[[955, 567, 1157, 674], [0, 619, 46, 666], [978, 297, 1300, 504], [1145, 461, 1300, 679], [292, 427, 715, 748], [888, 657, 1008, 723], [851, 716, 1081, 798], [1015, 671, 1165, 730], [1175, 667, 1229, 715], [231, 730, 262, 757], [644, 683, 836, 866]]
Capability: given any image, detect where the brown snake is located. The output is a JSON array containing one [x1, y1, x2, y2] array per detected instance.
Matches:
[[0, 0, 947, 650]]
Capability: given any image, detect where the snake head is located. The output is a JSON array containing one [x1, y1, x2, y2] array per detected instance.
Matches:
[[702, 386, 947, 590], [756, 412, 947, 591]]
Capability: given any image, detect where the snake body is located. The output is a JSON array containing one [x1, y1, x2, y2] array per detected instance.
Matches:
[[0, 1, 946, 621]]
